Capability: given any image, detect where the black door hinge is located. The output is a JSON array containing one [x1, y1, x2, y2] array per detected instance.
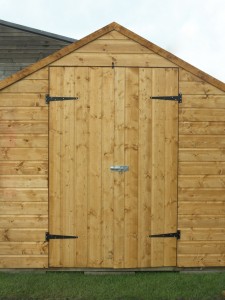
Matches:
[[46, 94, 79, 104], [45, 232, 78, 241], [150, 93, 182, 103], [149, 230, 180, 240]]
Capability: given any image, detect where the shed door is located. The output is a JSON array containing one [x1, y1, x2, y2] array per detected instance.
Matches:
[[49, 66, 178, 268]]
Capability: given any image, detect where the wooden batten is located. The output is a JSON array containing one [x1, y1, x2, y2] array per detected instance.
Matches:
[[0, 21, 224, 269]]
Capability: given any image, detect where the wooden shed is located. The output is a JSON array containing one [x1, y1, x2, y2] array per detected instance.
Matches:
[[0, 22, 225, 270]]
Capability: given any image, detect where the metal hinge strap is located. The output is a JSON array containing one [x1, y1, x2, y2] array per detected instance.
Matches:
[[45, 232, 78, 241], [149, 230, 180, 239], [150, 93, 182, 103], [46, 94, 79, 104]]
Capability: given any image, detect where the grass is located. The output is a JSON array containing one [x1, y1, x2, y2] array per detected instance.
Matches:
[[0, 271, 225, 300]]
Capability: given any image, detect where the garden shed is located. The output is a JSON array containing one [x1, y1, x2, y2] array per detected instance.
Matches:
[[0, 22, 225, 269]]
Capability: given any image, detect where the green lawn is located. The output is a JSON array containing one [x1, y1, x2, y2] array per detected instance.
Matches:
[[0, 271, 225, 300]]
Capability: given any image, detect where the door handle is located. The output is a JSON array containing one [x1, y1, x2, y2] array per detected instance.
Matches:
[[110, 166, 129, 172]]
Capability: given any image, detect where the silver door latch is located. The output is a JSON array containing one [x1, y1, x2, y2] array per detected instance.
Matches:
[[110, 166, 129, 172]]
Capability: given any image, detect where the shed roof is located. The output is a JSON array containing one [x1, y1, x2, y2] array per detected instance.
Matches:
[[0, 19, 75, 43], [0, 22, 224, 92]]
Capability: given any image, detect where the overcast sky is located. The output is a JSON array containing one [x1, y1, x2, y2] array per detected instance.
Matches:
[[0, 0, 224, 82]]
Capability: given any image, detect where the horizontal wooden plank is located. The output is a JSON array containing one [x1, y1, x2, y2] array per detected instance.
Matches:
[[180, 95, 225, 108], [179, 175, 225, 188], [179, 201, 225, 215], [179, 162, 225, 175], [0, 134, 48, 148], [0, 175, 47, 188], [1, 80, 48, 93], [98, 31, 129, 39], [0, 188, 48, 202], [0, 148, 48, 160], [0, 229, 46, 242], [0, 121, 48, 134], [76, 39, 153, 53], [178, 188, 225, 201], [0, 202, 48, 215], [179, 135, 225, 148], [179, 122, 225, 134], [179, 149, 225, 162], [26, 68, 48, 80], [0, 107, 48, 120], [177, 254, 225, 267], [179, 108, 225, 122], [0, 242, 48, 255], [51, 53, 176, 67], [179, 69, 203, 82], [0, 161, 47, 175], [0, 215, 48, 228], [178, 241, 225, 254], [179, 216, 225, 229], [0, 255, 48, 268], [0, 93, 47, 107], [179, 81, 224, 95]]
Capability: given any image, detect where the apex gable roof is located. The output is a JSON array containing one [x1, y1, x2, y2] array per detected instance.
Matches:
[[0, 22, 224, 92]]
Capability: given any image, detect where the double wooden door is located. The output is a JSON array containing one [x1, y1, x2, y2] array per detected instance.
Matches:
[[49, 66, 178, 268]]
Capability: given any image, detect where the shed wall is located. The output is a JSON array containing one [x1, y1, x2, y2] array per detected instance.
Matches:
[[0, 30, 225, 268]]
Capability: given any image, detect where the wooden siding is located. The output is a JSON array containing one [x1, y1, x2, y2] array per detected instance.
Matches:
[[178, 68, 225, 267], [0, 68, 48, 268], [0, 28, 225, 268], [0, 23, 73, 80]]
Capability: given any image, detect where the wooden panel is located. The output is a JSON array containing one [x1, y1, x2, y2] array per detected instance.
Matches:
[[0, 202, 48, 215], [88, 67, 102, 268], [151, 68, 178, 267], [180, 95, 225, 108], [179, 135, 225, 148], [51, 53, 176, 67], [76, 39, 152, 54], [179, 201, 225, 215], [124, 68, 139, 268], [179, 108, 225, 121], [0, 121, 48, 134], [0, 161, 47, 175], [138, 68, 152, 267], [0, 256, 48, 268], [178, 254, 225, 267], [26, 68, 48, 80], [101, 68, 114, 268], [179, 149, 225, 162], [0, 107, 48, 120], [113, 68, 125, 269], [179, 215, 225, 228], [180, 228, 225, 240], [0, 175, 47, 188], [0, 148, 48, 160], [179, 122, 225, 135], [1, 80, 48, 93], [0, 215, 48, 228], [179, 188, 225, 201], [0, 242, 47, 255], [0, 93, 46, 107], [0, 229, 46, 242], [178, 241, 225, 254], [74, 67, 89, 267], [179, 175, 225, 188], [0, 134, 47, 148], [49, 67, 63, 267], [179, 162, 225, 175], [179, 69, 203, 82], [98, 31, 129, 39], [180, 81, 224, 95]]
